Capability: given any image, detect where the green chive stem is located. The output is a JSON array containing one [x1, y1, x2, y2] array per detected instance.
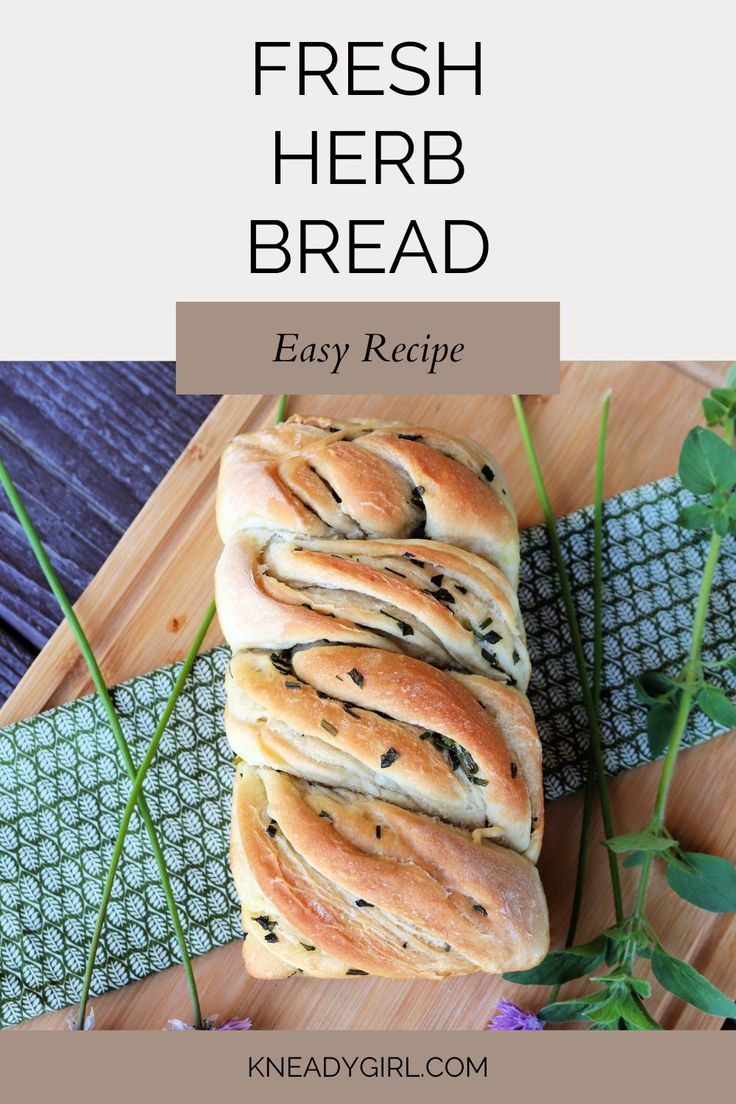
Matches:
[[1, 395, 291, 1029], [568, 391, 611, 938], [76, 395, 290, 1024], [592, 394, 611, 712], [75, 599, 216, 1028], [274, 393, 288, 424], [549, 392, 610, 1003], [511, 394, 624, 923]]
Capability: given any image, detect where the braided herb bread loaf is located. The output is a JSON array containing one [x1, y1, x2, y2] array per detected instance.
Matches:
[[215, 415, 549, 979]]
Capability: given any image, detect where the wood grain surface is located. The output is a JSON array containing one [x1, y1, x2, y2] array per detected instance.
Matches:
[[2, 361, 734, 1031], [0, 362, 217, 689]]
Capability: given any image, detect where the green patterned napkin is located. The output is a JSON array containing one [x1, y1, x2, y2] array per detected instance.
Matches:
[[1, 475, 734, 1027]]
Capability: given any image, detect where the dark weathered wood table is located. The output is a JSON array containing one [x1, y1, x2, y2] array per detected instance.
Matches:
[[0, 363, 218, 705]]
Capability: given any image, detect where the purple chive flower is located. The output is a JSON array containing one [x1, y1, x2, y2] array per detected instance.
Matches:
[[166, 1014, 252, 1031], [486, 999, 544, 1031], [215, 1016, 253, 1031], [66, 1007, 95, 1030]]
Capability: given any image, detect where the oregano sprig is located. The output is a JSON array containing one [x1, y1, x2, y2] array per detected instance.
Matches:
[[606, 370, 736, 1004], [506, 367, 736, 1029]]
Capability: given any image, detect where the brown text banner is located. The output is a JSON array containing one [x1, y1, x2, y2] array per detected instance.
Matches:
[[175, 301, 559, 394], [1, 1030, 725, 1104]]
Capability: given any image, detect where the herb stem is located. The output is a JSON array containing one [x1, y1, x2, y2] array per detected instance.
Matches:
[[626, 530, 722, 959], [626, 413, 733, 967], [549, 393, 610, 1004], [76, 600, 216, 1029], [593, 394, 610, 715], [566, 392, 611, 941], [548, 772, 595, 1006], [76, 395, 289, 1024], [511, 394, 624, 924], [0, 455, 207, 1029], [653, 532, 721, 825], [2, 395, 291, 1029], [274, 393, 288, 424]]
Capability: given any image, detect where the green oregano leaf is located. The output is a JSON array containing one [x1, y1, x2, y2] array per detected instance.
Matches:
[[502, 936, 606, 985], [665, 851, 736, 912], [584, 993, 627, 1026], [702, 396, 726, 427], [622, 851, 647, 868], [603, 925, 630, 942], [663, 849, 698, 873], [651, 950, 736, 1017], [710, 386, 736, 410], [537, 998, 595, 1023], [646, 700, 681, 757], [603, 831, 677, 855], [589, 967, 630, 985], [678, 426, 736, 495], [697, 685, 736, 728], [634, 669, 678, 704], [603, 937, 622, 966], [626, 975, 652, 999], [677, 503, 715, 530], [713, 510, 730, 536], [618, 993, 661, 1030]]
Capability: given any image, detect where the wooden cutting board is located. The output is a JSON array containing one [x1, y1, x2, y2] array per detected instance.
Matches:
[[3, 362, 735, 1031]]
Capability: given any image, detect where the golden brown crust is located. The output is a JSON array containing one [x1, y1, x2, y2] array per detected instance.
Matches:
[[215, 532, 396, 656], [225, 645, 533, 851], [216, 531, 529, 686], [232, 767, 548, 979], [217, 415, 548, 979], [452, 675, 545, 862], [217, 415, 519, 585]]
